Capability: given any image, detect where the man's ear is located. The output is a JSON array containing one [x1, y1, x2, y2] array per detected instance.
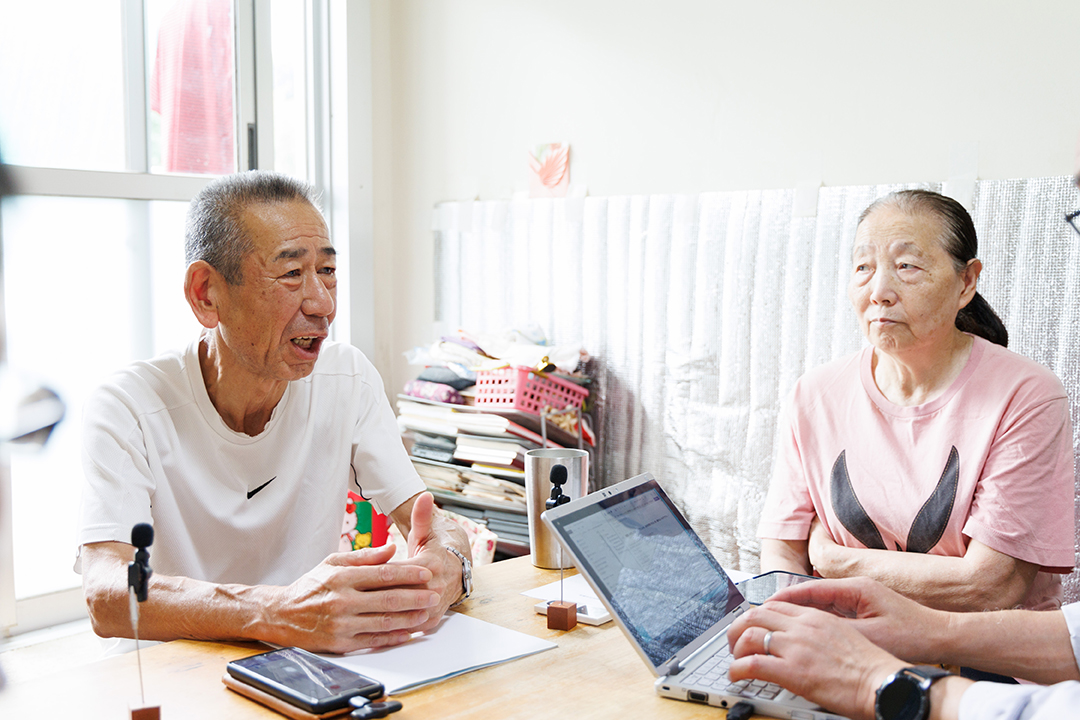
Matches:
[[184, 261, 223, 329]]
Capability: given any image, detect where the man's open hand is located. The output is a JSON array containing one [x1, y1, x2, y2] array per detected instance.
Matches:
[[266, 544, 441, 653], [390, 491, 468, 632]]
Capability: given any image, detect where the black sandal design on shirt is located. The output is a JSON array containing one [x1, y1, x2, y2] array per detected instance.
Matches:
[[829, 446, 959, 553]]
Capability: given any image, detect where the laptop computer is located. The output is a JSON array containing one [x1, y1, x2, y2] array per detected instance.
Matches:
[[541, 472, 848, 720]]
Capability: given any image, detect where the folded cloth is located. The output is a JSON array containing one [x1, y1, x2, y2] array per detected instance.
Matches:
[[404, 379, 464, 405], [417, 366, 475, 390], [440, 335, 486, 354]]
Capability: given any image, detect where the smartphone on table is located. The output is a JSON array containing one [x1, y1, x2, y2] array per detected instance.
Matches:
[[736, 570, 817, 605], [227, 646, 384, 714]]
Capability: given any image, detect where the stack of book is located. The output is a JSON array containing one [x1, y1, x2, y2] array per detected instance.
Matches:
[[453, 436, 529, 478], [410, 462, 525, 504], [407, 431, 456, 464], [396, 399, 567, 447]]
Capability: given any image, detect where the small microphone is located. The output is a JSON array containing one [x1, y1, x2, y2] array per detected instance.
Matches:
[[546, 464, 570, 510], [132, 523, 154, 550], [549, 464, 567, 486], [128, 523, 153, 603]]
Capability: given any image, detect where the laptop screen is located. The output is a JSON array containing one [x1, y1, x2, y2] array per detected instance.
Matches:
[[547, 477, 744, 667]]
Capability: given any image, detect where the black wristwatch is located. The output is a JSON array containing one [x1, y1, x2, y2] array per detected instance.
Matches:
[[875, 665, 952, 720], [445, 546, 472, 607]]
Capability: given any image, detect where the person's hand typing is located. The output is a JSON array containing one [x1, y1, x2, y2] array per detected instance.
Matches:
[[767, 576, 949, 664], [727, 601, 904, 720]]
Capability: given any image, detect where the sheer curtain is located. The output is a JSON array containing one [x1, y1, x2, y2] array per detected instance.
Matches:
[[433, 177, 1080, 599]]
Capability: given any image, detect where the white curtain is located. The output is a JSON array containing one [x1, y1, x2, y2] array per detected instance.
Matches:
[[433, 176, 1080, 599]]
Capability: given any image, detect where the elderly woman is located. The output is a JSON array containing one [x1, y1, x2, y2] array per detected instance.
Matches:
[[759, 189, 1074, 612]]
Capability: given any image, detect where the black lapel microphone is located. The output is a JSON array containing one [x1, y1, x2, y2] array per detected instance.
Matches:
[[546, 464, 570, 510], [128, 523, 154, 603]]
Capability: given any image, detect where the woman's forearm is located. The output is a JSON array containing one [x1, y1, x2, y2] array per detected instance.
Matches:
[[760, 538, 813, 575], [810, 534, 1038, 612]]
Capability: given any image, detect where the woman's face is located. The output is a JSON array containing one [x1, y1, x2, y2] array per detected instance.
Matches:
[[848, 205, 980, 357]]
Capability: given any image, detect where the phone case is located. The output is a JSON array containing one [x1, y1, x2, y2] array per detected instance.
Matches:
[[222, 673, 358, 719]]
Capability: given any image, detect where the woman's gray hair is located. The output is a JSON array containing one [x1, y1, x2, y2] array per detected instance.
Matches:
[[185, 171, 321, 285], [858, 189, 1008, 348]]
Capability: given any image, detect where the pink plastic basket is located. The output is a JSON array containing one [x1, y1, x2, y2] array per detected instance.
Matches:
[[473, 366, 589, 417]]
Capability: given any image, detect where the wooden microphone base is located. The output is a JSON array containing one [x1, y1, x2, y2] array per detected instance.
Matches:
[[546, 600, 578, 631], [130, 705, 161, 720]]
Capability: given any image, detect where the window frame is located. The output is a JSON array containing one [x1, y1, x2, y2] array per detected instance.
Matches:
[[2, 0, 258, 636]]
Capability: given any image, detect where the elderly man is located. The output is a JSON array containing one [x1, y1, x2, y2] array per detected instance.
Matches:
[[77, 171, 471, 653]]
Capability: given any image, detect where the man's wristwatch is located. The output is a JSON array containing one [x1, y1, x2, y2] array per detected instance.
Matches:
[[875, 665, 952, 720], [445, 546, 472, 607]]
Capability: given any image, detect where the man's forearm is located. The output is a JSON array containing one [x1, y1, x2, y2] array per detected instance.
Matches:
[[927, 675, 973, 720], [82, 540, 441, 653], [83, 544, 282, 644], [934, 609, 1080, 685]]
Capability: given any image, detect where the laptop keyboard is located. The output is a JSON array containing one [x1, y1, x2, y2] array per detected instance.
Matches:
[[681, 645, 783, 700]]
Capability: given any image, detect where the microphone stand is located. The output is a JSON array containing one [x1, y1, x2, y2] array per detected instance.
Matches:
[[545, 465, 577, 631]]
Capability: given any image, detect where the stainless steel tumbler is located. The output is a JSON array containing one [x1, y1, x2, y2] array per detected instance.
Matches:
[[525, 448, 588, 568]]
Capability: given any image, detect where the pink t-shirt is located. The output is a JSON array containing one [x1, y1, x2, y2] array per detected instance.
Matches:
[[759, 336, 1075, 610]]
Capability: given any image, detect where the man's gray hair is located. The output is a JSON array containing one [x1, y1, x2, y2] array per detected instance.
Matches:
[[185, 171, 321, 285]]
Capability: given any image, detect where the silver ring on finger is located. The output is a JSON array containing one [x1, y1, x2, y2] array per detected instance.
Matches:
[[763, 630, 774, 656]]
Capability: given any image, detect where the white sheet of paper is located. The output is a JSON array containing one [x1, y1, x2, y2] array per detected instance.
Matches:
[[523, 567, 753, 608], [521, 574, 606, 615], [726, 568, 753, 584], [316, 612, 555, 694]]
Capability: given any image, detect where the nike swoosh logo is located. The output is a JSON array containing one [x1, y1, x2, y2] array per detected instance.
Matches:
[[247, 476, 276, 499]]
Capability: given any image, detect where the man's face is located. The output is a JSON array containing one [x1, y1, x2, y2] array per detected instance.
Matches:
[[214, 199, 336, 383]]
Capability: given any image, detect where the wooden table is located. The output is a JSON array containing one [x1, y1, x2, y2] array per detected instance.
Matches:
[[0, 557, 733, 719]]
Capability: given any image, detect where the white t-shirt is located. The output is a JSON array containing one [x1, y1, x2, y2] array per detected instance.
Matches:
[[760, 336, 1075, 610], [77, 337, 424, 587]]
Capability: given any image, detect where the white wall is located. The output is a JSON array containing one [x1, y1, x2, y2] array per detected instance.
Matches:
[[367, 0, 1080, 392]]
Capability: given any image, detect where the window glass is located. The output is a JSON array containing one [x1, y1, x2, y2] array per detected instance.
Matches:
[[2, 195, 193, 599], [271, 0, 309, 181], [0, 0, 240, 176], [0, 3, 127, 171], [145, 0, 238, 175]]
